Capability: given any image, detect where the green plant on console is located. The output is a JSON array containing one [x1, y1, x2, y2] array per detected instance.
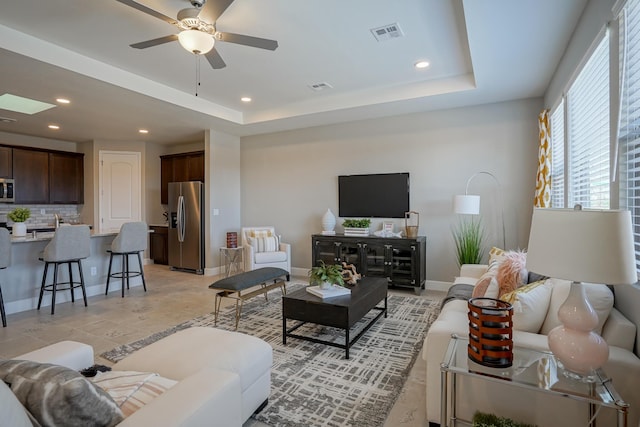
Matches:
[[7, 207, 31, 223], [309, 260, 345, 287], [342, 218, 371, 228], [452, 217, 485, 267]]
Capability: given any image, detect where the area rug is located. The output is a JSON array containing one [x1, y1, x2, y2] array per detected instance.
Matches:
[[101, 283, 442, 427]]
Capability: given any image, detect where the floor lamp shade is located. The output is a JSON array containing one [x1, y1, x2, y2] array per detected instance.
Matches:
[[526, 208, 637, 377], [453, 195, 480, 215]]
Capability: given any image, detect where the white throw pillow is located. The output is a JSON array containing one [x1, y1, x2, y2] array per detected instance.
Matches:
[[539, 278, 614, 336], [500, 280, 553, 333]]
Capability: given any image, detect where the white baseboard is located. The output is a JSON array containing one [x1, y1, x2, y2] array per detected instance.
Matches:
[[425, 280, 451, 292], [4, 280, 145, 315]]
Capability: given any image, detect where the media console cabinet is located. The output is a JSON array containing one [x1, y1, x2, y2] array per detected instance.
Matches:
[[311, 234, 426, 293]]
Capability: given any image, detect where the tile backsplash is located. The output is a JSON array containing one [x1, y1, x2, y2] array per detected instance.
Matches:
[[0, 205, 80, 228]]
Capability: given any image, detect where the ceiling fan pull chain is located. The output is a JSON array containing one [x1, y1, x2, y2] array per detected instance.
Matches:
[[195, 54, 201, 97]]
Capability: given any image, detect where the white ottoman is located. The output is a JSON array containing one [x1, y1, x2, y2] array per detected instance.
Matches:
[[113, 327, 272, 423]]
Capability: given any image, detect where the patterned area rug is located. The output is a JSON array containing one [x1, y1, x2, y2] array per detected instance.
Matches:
[[101, 283, 442, 427]]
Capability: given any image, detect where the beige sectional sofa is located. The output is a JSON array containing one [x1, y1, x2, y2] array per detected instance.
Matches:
[[1, 327, 272, 427], [423, 264, 640, 427]]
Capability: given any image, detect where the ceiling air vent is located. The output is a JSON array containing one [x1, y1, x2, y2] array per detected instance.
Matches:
[[371, 23, 404, 42], [0, 117, 17, 123], [308, 82, 333, 92]]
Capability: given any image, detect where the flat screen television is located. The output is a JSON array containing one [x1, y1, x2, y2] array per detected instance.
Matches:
[[338, 173, 410, 218]]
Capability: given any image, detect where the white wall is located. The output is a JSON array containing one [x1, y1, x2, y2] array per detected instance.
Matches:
[[204, 130, 241, 271], [241, 98, 542, 282]]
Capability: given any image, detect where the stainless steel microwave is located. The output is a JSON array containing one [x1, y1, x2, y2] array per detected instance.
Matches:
[[0, 178, 14, 203]]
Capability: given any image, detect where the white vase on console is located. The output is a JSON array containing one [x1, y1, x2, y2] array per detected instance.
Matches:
[[12, 222, 26, 237], [321, 209, 336, 235]]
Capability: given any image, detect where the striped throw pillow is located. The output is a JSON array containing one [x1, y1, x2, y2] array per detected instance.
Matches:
[[249, 235, 280, 252]]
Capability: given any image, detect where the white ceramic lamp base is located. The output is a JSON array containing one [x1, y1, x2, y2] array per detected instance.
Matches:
[[547, 281, 609, 381]]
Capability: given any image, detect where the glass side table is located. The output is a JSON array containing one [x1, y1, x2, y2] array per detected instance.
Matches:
[[440, 334, 629, 427], [219, 246, 243, 277]]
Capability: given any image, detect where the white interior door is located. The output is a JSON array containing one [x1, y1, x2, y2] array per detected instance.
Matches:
[[99, 151, 141, 232]]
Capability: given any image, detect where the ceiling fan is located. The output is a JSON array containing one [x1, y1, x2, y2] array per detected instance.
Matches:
[[115, 0, 278, 69]]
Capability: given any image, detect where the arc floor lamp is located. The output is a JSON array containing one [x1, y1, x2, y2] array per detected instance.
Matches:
[[453, 171, 506, 249]]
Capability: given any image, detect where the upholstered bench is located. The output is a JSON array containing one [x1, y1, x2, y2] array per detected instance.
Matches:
[[209, 267, 288, 329]]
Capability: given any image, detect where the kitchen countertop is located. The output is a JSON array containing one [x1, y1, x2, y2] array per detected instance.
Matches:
[[149, 223, 169, 227], [11, 229, 117, 243]]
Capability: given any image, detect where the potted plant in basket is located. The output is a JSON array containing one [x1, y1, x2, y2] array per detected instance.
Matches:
[[309, 261, 345, 290], [342, 218, 371, 236], [8, 207, 31, 237]]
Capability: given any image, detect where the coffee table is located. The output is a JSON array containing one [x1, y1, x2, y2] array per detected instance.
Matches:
[[282, 277, 387, 359]]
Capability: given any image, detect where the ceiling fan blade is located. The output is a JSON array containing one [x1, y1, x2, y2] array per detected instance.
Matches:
[[115, 0, 177, 25], [205, 47, 226, 69], [198, 0, 235, 24], [217, 32, 278, 51], [130, 34, 178, 49]]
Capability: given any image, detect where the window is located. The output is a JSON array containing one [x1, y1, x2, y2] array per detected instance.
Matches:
[[550, 101, 565, 207], [566, 35, 610, 209], [619, 0, 640, 270]]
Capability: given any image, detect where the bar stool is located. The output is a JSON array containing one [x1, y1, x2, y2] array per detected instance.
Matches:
[[105, 221, 148, 297], [0, 228, 10, 327], [37, 225, 90, 315]]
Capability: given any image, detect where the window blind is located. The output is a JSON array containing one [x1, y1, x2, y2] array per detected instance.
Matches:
[[550, 101, 565, 207], [566, 35, 610, 209], [619, 0, 640, 271]]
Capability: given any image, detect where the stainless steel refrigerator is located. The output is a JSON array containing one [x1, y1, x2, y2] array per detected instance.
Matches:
[[168, 181, 204, 274]]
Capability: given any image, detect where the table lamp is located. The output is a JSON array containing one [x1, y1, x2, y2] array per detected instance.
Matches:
[[526, 206, 637, 380]]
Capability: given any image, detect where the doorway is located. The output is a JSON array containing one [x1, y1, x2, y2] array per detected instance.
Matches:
[[99, 151, 142, 233]]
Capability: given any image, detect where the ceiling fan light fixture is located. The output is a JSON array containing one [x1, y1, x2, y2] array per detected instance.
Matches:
[[178, 29, 214, 54]]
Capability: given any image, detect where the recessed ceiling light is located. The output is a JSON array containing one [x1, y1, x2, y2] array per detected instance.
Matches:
[[56, 98, 70, 104], [48, 124, 60, 130], [414, 60, 430, 69], [139, 129, 149, 134], [241, 97, 252, 103]]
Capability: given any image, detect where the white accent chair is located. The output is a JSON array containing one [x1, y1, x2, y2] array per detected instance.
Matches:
[[241, 226, 291, 281]]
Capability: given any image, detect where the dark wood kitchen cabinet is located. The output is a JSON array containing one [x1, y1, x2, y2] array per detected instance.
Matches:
[[49, 152, 84, 204], [160, 151, 204, 204], [13, 148, 49, 204], [12, 148, 84, 204], [0, 147, 12, 178], [149, 225, 168, 265]]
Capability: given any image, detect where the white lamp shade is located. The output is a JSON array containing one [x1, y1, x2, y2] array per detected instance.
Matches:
[[526, 208, 637, 285], [178, 30, 215, 54], [453, 195, 480, 215]]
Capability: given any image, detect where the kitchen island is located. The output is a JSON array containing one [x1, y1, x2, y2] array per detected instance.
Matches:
[[2, 229, 141, 316]]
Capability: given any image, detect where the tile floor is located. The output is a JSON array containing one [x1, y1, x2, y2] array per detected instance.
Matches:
[[0, 264, 444, 427]]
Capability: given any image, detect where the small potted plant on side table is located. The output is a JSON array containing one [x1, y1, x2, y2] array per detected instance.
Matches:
[[8, 207, 31, 237], [309, 260, 345, 290]]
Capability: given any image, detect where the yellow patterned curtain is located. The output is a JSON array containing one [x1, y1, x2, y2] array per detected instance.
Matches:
[[534, 109, 551, 207]]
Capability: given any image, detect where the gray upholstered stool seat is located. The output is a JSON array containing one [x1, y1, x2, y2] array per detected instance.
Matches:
[[105, 221, 148, 297], [37, 225, 91, 315], [0, 228, 11, 327]]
